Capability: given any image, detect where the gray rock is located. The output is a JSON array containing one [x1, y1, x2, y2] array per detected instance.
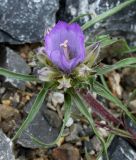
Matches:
[[0, 0, 59, 44], [82, 127, 94, 137], [0, 46, 31, 89], [43, 109, 62, 128], [91, 136, 101, 152], [84, 140, 94, 152], [121, 68, 136, 91], [103, 137, 136, 160], [17, 96, 61, 148], [0, 129, 15, 160], [94, 0, 136, 46], [124, 117, 136, 147], [65, 123, 83, 142], [58, 0, 136, 45], [125, 117, 136, 135]]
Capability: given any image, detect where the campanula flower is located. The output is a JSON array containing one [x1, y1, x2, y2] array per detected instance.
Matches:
[[44, 21, 85, 73]]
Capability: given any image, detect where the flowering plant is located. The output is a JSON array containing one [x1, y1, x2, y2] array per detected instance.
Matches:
[[0, 0, 136, 159], [37, 21, 99, 89]]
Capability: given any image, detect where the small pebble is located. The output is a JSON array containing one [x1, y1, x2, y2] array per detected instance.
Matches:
[[26, 95, 31, 100], [52, 144, 80, 160], [91, 136, 101, 152], [90, 150, 95, 155], [0, 87, 5, 94], [47, 102, 56, 111], [66, 117, 74, 127], [97, 127, 109, 138], [2, 100, 11, 106], [51, 92, 64, 106], [129, 99, 136, 112]]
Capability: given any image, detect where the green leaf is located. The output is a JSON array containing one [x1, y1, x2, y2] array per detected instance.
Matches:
[[24, 92, 72, 147], [100, 38, 130, 57], [97, 134, 115, 160], [99, 74, 110, 92], [124, 46, 136, 54], [95, 57, 136, 75], [69, 88, 109, 160], [95, 35, 119, 48], [93, 81, 136, 124], [87, 36, 131, 61], [0, 67, 38, 81], [82, 0, 136, 30], [97, 35, 130, 52], [12, 82, 53, 141]]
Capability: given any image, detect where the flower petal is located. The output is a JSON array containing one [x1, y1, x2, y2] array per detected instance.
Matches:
[[44, 21, 85, 73], [50, 50, 63, 69]]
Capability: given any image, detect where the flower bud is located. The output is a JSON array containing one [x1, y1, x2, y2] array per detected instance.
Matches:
[[75, 64, 92, 80], [36, 47, 51, 66], [84, 42, 100, 67], [37, 67, 58, 82]]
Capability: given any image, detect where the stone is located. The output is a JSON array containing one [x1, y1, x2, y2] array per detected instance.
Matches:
[[0, 104, 20, 134], [81, 126, 94, 138], [129, 99, 136, 112], [92, 0, 136, 46], [103, 137, 136, 160], [84, 140, 94, 152], [52, 144, 80, 160], [125, 117, 136, 134], [58, 0, 136, 45], [17, 95, 62, 148], [0, 129, 15, 160], [43, 109, 62, 128], [97, 121, 109, 138], [0, 0, 59, 44], [65, 117, 74, 127], [121, 68, 136, 91], [0, 87, 5, 95], [0, 46, 31, 89], [51, 92, 64, 107], [65, 123, 83, 142], [91, 136, 101, 152], [124, 117, 136, 147]]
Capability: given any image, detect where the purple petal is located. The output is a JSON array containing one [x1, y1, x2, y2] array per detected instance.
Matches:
[[44, 21, 85, 73], [50, 50, 63, 69]]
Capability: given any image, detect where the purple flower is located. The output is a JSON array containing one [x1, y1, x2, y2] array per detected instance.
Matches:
[[44, 21, 85, 73]]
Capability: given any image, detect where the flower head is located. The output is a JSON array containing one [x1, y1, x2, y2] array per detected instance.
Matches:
[[44, 21, 85, 73]]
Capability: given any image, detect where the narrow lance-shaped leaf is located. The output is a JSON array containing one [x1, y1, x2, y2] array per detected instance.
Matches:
[[96, 121, 135, 139], [86, 36, 130, 61], [69, 88, 109, 160], [77, 88, 122, 125], [93, 81, 136, 124], [12, 82, 53, 141], [95, 58, 136, 75], [0, 67, 38, 81]]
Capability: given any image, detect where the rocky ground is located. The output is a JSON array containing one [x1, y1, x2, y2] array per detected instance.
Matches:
[[0, 0, 136, 160]]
